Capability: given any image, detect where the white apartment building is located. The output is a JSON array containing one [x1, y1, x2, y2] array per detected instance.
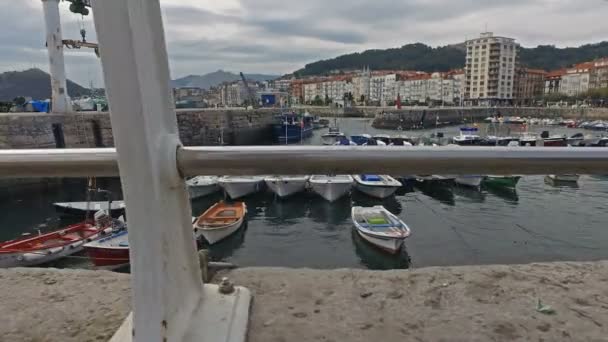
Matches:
[[397, 75, 430, 104], [303, 78, 354, 103], [465, 32, 518, 104], [220, 82, 247, 106], [352, 67, 371, 102], [369, 74, 397, 105], [561, 62, 593, 96]]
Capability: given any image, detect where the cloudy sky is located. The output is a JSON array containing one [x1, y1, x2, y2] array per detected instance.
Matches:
[[3, 0, 608, 86]]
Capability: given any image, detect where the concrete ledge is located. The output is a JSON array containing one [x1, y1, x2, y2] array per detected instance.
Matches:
[[2, 261, 608, 341]]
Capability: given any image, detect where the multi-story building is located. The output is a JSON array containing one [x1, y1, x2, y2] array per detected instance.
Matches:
[[449, 70, 466, 104], [302, 77, 353, 104], [465, 32, 518, 105], [590, 58, 608, 89], [352, 67, 371, 103], [398, 74, 431, 104], [561, 62, 593, 97], [544, 69, 566, 95], [220, 81, 248, 106], [513, 68, 547, 105]]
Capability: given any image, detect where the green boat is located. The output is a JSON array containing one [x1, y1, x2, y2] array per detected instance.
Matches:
[[483, 176, 521, 189]]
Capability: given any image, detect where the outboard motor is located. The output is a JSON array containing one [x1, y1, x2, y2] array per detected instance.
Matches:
[[540, 131, 550, 139]]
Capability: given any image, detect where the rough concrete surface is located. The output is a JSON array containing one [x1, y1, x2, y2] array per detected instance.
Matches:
[[2, 261, 608, 341]]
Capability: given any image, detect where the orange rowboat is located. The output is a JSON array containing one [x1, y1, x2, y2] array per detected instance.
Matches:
[[193, 201, 247, 244]]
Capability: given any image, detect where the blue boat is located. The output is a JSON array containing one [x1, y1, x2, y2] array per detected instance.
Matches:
[[350, 134, 372, 145], [272, 113, 314, 144]]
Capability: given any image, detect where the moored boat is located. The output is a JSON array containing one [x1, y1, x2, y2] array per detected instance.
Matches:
[[219, 176, 264, 199], [454, 175, 485, 188], [350, 134, 372, 145], [309, 175, 354, 202], [193, 201, 247, 244], [264, 175, 310, 198], [545, 174, 580, 184], [351, 205, 411, 254], [186, 176, 220, 199], [0, 211, 118, 268], [353, 175, 402, 199], [84, 228, 130, 270], [483, 175, 521, 189], [372, 134, 391, 145], [272, 112, 314, 144], [452, 127, 481, 145], [53, 200, 126, 218], [321, 127, 345, 145], [415, 175, 455, 186]]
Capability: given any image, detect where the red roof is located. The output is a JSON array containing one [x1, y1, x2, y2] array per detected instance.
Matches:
[[546, 69, 567, 79], [523, 68, 547, 75]]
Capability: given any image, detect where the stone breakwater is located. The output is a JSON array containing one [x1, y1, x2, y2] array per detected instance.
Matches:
[[0, 109, 277, 150], [371, 107, 608, 130]]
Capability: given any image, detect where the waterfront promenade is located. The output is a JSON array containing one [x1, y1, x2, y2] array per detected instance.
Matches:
[[2, 261, 607, 341]]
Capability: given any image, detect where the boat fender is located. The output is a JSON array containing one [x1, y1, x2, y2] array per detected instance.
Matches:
[[17, 255, 24, 262], [48, 246, 64, 254]]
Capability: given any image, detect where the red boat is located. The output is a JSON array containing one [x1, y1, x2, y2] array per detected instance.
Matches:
[[0, 222, 114, 268], [84, 229, 130, 269]]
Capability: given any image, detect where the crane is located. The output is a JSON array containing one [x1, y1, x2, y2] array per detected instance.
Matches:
[[239, 72, 258, 108], [62, 0, 99, 57]]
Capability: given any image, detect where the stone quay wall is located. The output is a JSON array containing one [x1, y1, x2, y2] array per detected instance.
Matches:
[[0, 109, 277, 150]]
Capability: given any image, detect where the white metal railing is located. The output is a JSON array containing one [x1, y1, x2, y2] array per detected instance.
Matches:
[[2, 146, 608, 178], [26, 0, 608, 341]]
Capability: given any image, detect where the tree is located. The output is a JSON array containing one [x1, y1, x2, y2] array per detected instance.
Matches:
[[312, 95, 323, 106]]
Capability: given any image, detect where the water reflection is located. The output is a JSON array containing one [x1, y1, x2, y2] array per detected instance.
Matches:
[[308, 196, 351, 225], [263, 194, 310, 224], [485, 186, 519, 203], [414, 182, 455, 206], [351, 230, 412, 270], [453, 185, 486, 203]]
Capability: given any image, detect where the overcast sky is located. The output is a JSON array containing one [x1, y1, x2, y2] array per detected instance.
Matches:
[[2, 0, 608, 86]]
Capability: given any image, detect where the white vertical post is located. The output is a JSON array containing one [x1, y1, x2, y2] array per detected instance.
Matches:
[[42, 0, 72, 113], [92, 0, 202, 340], [92, 1, 250, 341]]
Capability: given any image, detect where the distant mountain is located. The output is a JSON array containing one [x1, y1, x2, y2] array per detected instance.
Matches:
[[0, 68, 89, 101], [294, 41, 608, 76], [171, 70, 279, 89]]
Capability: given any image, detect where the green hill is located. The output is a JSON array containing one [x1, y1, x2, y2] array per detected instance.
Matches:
[[294, 41, 608, 76], [0, 68, 89, 101]]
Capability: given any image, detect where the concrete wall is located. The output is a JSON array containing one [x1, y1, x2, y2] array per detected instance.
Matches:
[[0, 109, 277, 149]]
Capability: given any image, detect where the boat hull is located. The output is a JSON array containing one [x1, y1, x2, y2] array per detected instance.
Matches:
[[195, 217, 244, 245], [455, 176, 484, 188], [85, 245, 130, 269], [0, 226, 112, 268], [53, 201, 125, 218], [483, 176, 521, 189], [546, 174, 580, 183], [310, 181, 352, 202], [219, 180, 263, 199], [356, 230, 404, 254], [188, 184, 220, 199], [272, 125, 313, 144], [265, 178, 308, 198], [321, 136, 342, 145], [354, 184, 399, 199]]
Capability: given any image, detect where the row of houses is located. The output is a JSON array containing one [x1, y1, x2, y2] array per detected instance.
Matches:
[[545, 59, 608, 97]]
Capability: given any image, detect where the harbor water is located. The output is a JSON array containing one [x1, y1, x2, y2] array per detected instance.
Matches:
[[1, 118, 607, 270]]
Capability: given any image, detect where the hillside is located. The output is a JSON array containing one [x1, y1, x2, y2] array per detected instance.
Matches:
[[295, 41, 608, 76], [171, 70, 279, 89], [0, 68, 89, 101]]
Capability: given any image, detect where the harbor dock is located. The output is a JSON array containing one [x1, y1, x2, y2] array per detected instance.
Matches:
[[2, 261, 607, 341]]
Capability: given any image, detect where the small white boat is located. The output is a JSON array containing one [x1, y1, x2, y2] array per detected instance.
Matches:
[[351, 205, 411, 254], [218, 176, 264, 199], [53, 201, 126, 217], [265, 175, 310, 198], [186, 176, 220, 199], [546, 174, 580, 183], [353, 175, 402, 199], [309, 175, 354, 202], [193, 202, 247, 244], [455, 175, 484, 188], [321, 127, 345, 145]]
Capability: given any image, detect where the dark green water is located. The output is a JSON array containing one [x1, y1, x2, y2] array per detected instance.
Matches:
[[1, 119, 607, 270]]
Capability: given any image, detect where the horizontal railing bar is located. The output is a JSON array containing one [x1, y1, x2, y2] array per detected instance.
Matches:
[[0, 148, 119, 178], [0, 147, 606, 178], [178, 146, 608, 176]]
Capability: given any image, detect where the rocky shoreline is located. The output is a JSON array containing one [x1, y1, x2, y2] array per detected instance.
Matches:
[[2, 261, 607, 341]]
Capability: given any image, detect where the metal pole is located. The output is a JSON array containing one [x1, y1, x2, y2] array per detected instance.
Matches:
[[91, 0, 250, 341], [42, 0, 72, 113], [2, 146, 607, 178]]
